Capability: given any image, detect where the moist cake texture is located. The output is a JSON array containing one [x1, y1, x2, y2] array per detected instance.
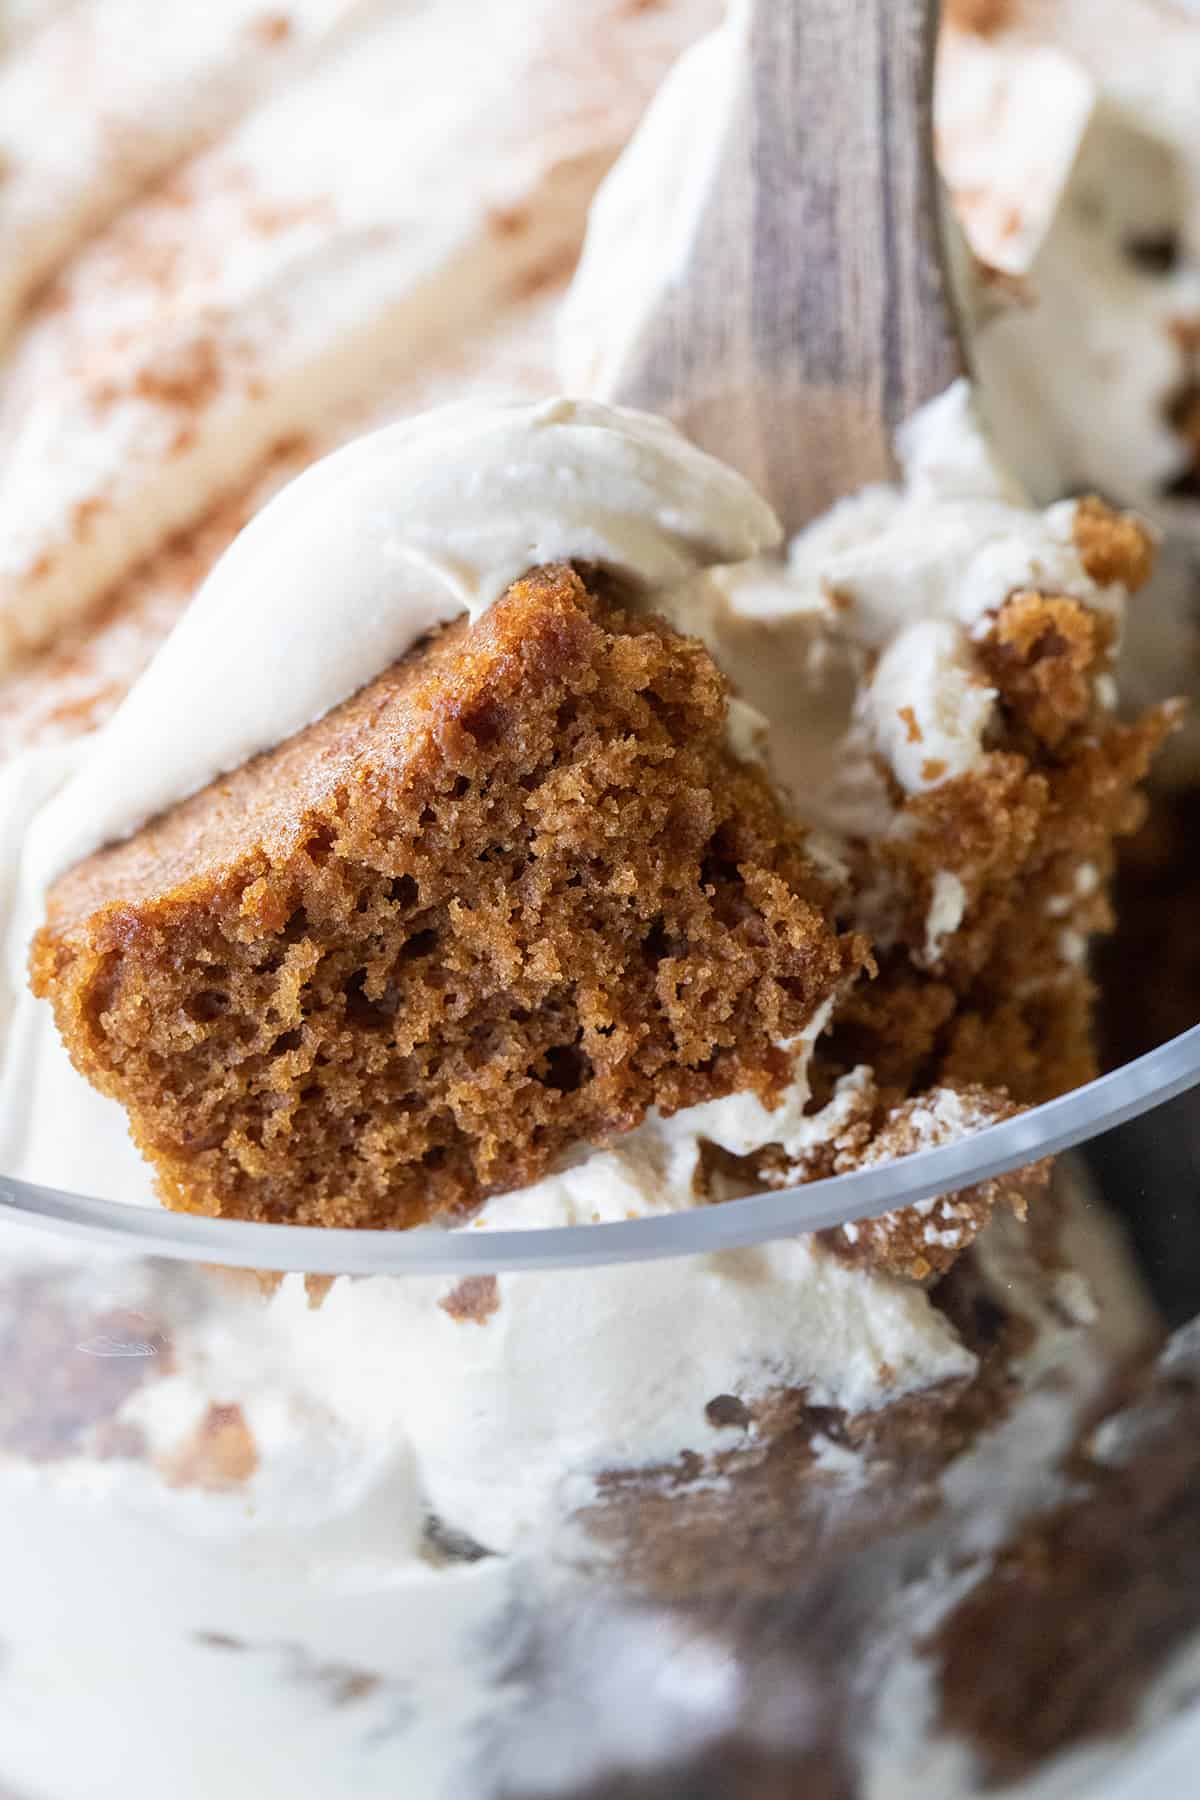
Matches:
[[820, 569, 1174, 1111], [32, 564, 864, 1228]]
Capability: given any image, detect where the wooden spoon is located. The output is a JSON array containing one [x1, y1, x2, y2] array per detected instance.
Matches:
[[610, 0, 963, 532], [609, 0, 1200, 1315]]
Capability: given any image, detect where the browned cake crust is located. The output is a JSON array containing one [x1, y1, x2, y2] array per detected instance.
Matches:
[[32, 565, 866, 1228]]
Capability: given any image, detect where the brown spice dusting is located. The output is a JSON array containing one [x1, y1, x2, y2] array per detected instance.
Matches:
[[510, 245, 580, 301], [70, 497, 108, 545], [131, 332, 224, 411], [34, 566, 865, 1230], [488, 206, 530, 238], [440, 1274, 501, 1324], [0, 437, 312, 761], [897, 705, 922, 745], [244, 194, 335, 238], [919, 757, 947, 783], [248, 12, 292, 45], [162, 1402, 259, 1491]]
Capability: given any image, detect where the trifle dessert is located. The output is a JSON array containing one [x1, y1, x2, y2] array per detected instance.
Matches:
[[0, 393, 1181, 1796], [3, 385, 1168, 1231], [0, 3, 1197, 1798]]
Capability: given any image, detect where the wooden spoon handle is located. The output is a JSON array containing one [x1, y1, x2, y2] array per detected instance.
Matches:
[[611, 0, 964, 533]]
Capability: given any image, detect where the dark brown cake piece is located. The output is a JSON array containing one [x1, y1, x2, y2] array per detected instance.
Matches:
[[817, 525, 1176, 1111], [32, 564, 866, 1228]]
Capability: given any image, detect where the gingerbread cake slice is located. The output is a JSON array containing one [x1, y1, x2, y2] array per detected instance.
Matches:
[[32, 565, 866, 1228]]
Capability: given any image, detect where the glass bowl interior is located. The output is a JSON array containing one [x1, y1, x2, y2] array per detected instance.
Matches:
[[2, 1022, 1199, 1275]]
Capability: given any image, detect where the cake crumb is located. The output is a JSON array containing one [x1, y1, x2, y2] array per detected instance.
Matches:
[[1071, 496, 1155, 593], [898, 705, 923, 744], [34, 566, 865, 1231], [440, 1275, 501, 1324], [797, 1082, 1049, 1280], [304, 1274, 335, 1310]]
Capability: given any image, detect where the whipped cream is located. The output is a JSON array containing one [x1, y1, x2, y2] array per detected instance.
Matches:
[[19, 395, 777, 897], [219, 1183, 974, 1562], [939, 3, 1200, 508], [558, 7, 744, 401], [784, 384, 1121, 823], [938, 4, 1200, 782]]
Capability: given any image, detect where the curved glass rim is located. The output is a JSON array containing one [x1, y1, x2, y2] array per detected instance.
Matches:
[[1, 1023, 1198, 1274]]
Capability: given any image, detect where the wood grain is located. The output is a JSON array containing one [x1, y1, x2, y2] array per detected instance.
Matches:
[[611, 0, 964, 533]]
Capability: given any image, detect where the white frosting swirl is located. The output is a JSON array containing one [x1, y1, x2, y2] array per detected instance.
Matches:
[[24, 396, 779, 893]]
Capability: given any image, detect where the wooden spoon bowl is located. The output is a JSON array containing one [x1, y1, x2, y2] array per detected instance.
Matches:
[[611, 0, 962, 532]]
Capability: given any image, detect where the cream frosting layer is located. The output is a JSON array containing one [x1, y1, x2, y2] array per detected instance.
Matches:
[[19, 395, 778, 897], [677, 383, 1134, 896], [0, 0, 373, 347], [938, 3, 1200, 783], [0, 0, 719, 665], [558, 7, 744, 403]]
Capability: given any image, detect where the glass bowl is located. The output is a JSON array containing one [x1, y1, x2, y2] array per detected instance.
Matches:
[[2, 1021, 1198, 1274], [1, 1026, 1199, 1800]]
